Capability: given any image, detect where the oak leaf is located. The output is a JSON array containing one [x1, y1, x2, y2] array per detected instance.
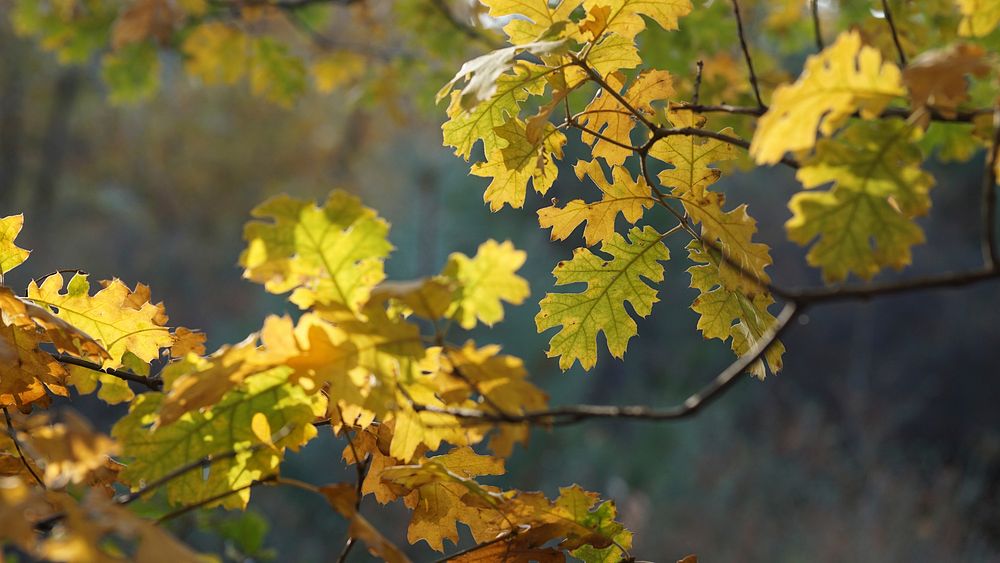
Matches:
[[241, 191, 393, 312], [687, 242, 784, 378], [750, 31, 905, 165], [27, 273, 174, 368], [788, 120, 934, 282], [0, 215, 29, 277], [442, 239, 530, 329], [536, 226, 669, 370], [538, 159, 654, 246]]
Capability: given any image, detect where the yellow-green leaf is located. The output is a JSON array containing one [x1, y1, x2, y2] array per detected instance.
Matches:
[[481, 0, 583, 44], [0, 215, 30, 277], [687, 242, 784, 378], [27, 273, 173, 368], [651, 110, 772, 293], [442, 62, 552, 160], [788, 120, 935, 282], [240, 190, 393, 312], [113, 368, 326, 509], [536, 226, 669, 370], [582, 0, 692, 39], [538, 159, 654, 246], [442, 240, 530, 329]]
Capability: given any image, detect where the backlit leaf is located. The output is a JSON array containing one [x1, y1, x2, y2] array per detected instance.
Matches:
[[536, 226, 669, 370], [750, 31, 906, 165]]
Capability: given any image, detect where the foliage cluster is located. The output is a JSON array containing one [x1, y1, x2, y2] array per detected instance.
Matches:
[[2, 0, 1000, 561]]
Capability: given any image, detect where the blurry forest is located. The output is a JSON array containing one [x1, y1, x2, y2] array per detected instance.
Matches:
[[3, 1, 1000, 560]]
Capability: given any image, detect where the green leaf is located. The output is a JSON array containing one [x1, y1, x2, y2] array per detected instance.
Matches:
[[788, 120, 934, 282], [688, 242, 784, 379], [240, 191, 393, 312], [536, 226, 669, 370], [102, 42, 160, 104], [113, 368, 326, 509]]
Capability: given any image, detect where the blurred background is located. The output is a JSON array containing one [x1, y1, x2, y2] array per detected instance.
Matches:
[[3, 0, 1000, 561]]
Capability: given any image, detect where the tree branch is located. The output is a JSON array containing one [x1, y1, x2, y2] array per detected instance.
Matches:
[[414, 303, 799, 426], [981, 106, 1000, 269], [730, 0, 765, 109], [880, 0, 907, 66], [810, 0, 824, 51], [52, 354, 163, 391], [155, 476, 277, 524], [2, 407, 45, 488]]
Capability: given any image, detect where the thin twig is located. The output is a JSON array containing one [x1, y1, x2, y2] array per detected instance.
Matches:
[[692, 60, 704, 105], [670, 102, 991, 123], [730, 0, 765, 109], [432, 530, 520, 563], [2, 407, 45, 488], [155, 476, 277, 523], [414, 303, 799, 426], [52, 354, 162, 391], [981, 106, 1000, 268], [810, 0, 824, 50], [880, 0, 907, 66]]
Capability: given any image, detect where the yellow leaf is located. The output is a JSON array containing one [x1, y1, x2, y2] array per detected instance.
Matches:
[[0, 480, 209, 563], [370, 277, 456, 320], [27, 273, 174, 368], [582, 0, 692, 39], [750, 30, 905, 165], [0, 215, 29, 277], [22, 410, 118, 488], [957, 0, 1000, 36], [536, 226, 669, 371], [182, 22, 249, 86], [438, 342, 547, 457], [788, 120, 934, 282], [481, 0, 582, 44], [442, 239, 530, 329], [578, 69, 674, 166], [471, 118, 566, 211], [312, 51, 367, 93], [0, 321, 69, 410], [381, 447, 507, 551], [538, 159, 654, 246], [240, 190, 393, 312]]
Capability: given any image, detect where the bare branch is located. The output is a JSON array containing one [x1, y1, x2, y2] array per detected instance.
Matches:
[[414, 303, 799, 426], [730, 0, 765, 109], [2, 407, 45, 488], [52, 353, 162, 391], [155, 476, 277, 523], [692, 60, 704, 105], [433, 530, 519, 563], [880, 0, 908, 66], [788, 267, 1000, 304], [982, 106, 1000, 269], [811, 0, 824, 51]]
